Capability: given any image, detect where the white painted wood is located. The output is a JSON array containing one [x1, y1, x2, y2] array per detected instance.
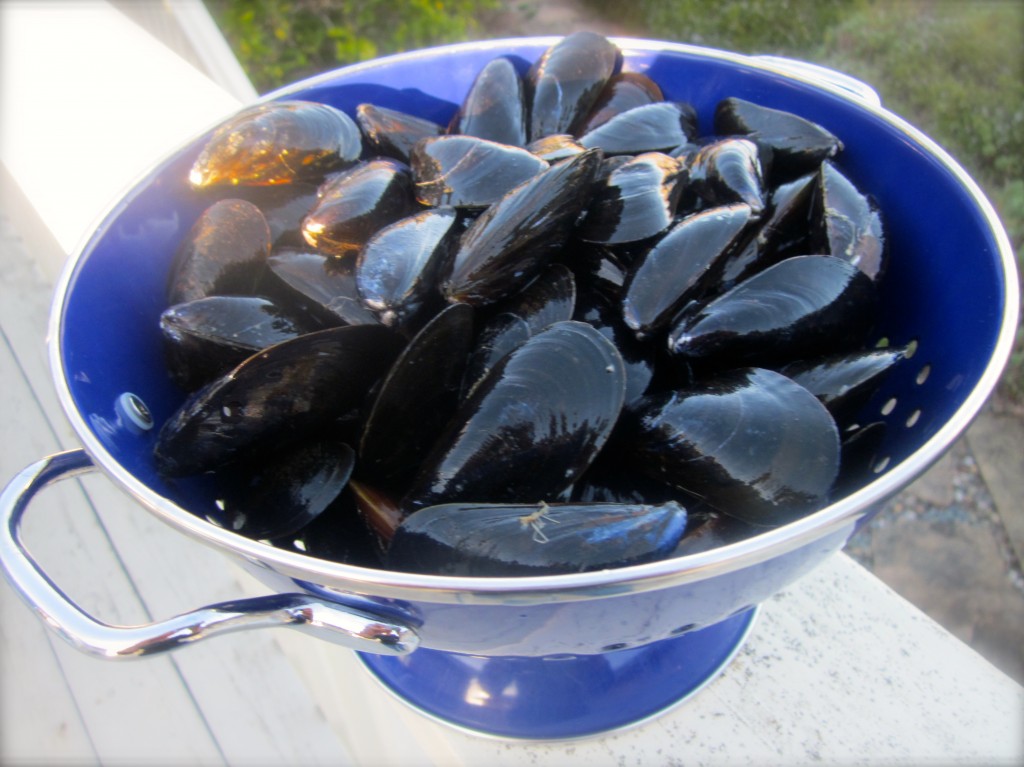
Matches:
[[0, 0, 243, 259]]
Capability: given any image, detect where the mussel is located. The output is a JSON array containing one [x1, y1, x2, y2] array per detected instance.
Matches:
[[387, 501, 688, 576], [189, 100, 362, 188]]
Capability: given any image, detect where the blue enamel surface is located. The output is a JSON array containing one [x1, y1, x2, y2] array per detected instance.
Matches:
[[358, 607, 755, 740]]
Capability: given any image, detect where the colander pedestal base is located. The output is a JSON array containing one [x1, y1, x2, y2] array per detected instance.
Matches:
[[356, 606, 757, 740]]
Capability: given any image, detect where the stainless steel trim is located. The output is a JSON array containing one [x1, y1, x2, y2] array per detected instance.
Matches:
[[0, 450, 418, 658], [46, 38, 1021, 607]]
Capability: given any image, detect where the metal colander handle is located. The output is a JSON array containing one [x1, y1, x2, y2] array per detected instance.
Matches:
[[0, 449, 418, 659]]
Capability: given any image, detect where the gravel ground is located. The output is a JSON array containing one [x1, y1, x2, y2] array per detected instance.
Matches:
[[845, 435, 1024, 684]]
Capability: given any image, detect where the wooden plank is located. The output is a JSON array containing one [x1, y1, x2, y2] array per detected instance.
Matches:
[[0, 215, 227, 764]]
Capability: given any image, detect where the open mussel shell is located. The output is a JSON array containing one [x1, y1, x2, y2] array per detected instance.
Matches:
[[410, 135, 548, 208], [527, 31, 621, 140], [167, 199, 272, 305], [623, 367, 840, 526], [442, 148, 602, 305], [212, 440, 356, 541], [403, 320, 626, 511], [576, 71, 664, 135], [622, 203, 756, 338], [359, 303, 475, 488], [386, 500, 688, 576], [301, 159, 419, 258], [356, 208, 458, 329], [714, 97, 843, 184], [667, 255, 879, 369], [811, 161, 887, 280], [355, 103, 445, 164], [160, 295, 320, 391], [578, 152, 685, 245], [450, 56, 527, 147], [189, 100, 362, 188], [154, 325, 404, 477], [579, 101, 698, 156], [267, 249, 380, 327]]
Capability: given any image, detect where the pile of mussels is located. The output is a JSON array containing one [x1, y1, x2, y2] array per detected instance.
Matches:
[[153, 32, 904, 577]]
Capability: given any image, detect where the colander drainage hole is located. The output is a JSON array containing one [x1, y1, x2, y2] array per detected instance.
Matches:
[[880, 397, 898, 416], [905, 409, 921, 428], [916, 364, 931, 385], [601, 642, 631, 652], [904, 338, 919, 358], [873, 456, 891, 473]]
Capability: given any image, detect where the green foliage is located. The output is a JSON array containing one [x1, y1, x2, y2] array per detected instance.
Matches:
[[205, 0, 499, 94]]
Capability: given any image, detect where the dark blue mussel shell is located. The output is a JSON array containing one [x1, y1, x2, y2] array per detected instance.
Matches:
[[622, 367, 840, 526], [402, 321, 626, 511], [442, 149, 602, 305], [386, 501, 688, 576], [356, 102, 445, 164], [450, 56, 528, 147], [668, 255, 878, 369], [160, 295, 319, 391], [527, 31, 621, 140], [154, 325, 404, 476]]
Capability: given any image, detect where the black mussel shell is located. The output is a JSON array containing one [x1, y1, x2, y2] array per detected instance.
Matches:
[[623, 367, 840, 525], [563, 242, 629, 299], [154, 325, 405, 476], [160, 295, 319, 391], [576, 71, 664, 136], [356, 208, 458, 329], [442, 149, 602, 306], [526, 133, 586, 162], [623, 204, 756, 338], [717, 172, 817, 290], [403, 321, 626, 510], [781, 346, 906, 426], [714, 97, 843, 183], [301, 159, 419, 258], [356, 103, 444, 164], [810, 161, 886, 280], [267, 249, 380, 327], [283, 487, 384, 568], [450, 56, 528, 147], [684, 138, 767, 215], [579, 101, 698, 156], [462, 264, 577, 397], [190, 100, 362, 188], [213, 440, 356, 540], [359, 303, 475, 488], [527, 31, 621, 140], [410, 135, 547, 208], [461, 311, 531, 400], [167, 199, 272, 305], [574, 288, 654, 406], [578, 152, 685, 245], [667, 255, 878, 369], [386, 500, 687, 576]]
